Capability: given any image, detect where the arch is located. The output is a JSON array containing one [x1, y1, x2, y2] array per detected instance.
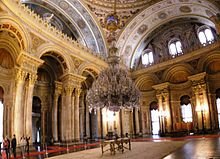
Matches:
[[37, 44, 72, 73], [215, 88, 220, 99], [78, 64, 101, 77], [0, 15, 32, 52], [20, 0, 107, 56], [150, 101, 158, 110], [32, 96, 42, 143], [116, 0, 220, 68], [180, 95, 191, 105], [135, 74, 159, 91], [197, 51, 220, 73], [162, 63, 194, 84], [0, 86, 4, 143]]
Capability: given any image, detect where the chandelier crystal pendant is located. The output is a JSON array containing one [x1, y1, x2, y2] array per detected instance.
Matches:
[[86, 0, 140, 113]]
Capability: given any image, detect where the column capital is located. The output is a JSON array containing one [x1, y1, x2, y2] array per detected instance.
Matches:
[[75, 88, 82, 97], [16, 68, 28, 82], [64, 85, 74, 96], [188, 72, 206, 85], [54, 81, 63, 95], [60, 73, 86, 87], [17, 50, 44, 74], [28, 73, 38, 85]]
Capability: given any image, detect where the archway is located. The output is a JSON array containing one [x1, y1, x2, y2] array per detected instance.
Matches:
[[0, 87, 4, 146], [150, 101, 159, 135], [32, 96, 41, 144], [216, 88, 220, 128]]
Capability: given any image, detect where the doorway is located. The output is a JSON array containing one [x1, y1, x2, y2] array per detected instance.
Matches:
[[150, 101, 159, 135], [32, 96, 41, 143]]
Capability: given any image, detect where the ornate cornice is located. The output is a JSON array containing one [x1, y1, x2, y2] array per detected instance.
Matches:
[[16, 51, 44, 73], [60, 73, 86, 88], [1, 0, 107, 65]]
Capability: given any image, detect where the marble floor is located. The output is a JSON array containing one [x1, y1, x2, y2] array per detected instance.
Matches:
[[1, 134, 220, 159]]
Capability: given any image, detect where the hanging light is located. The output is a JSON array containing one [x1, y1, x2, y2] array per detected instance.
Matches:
[[86, 0, 140, 113]]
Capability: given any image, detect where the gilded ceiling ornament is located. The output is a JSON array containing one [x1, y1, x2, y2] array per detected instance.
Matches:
[[179, 6, 192, 13], [158, 12, 167, 19], [59, 1, 69, 10], [137, 24, 148, 35]]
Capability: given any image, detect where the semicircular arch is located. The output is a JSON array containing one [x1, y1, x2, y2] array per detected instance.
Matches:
[[162, 63, 194, 84], [116, 0, 220, 68], [197, 51, 220, 73], [135, 74, 159, 91], [36, 43, 72, 73], [0, 15, 32, 52]]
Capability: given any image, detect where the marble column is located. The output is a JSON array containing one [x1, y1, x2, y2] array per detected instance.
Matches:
[[97, 109, 102, 138], [135, 108, 140, 134], [163, 92, 172, 132], [52, 93, 59, 141], [202, 84, 210, 129], [120, 109, 125, 136], [41, 107, 47, 144], [156, 94, 163, 131], [71, 94, 75, 141], [14, 69, 27, 142], [65, 86, 74, 141], [25, 73, 37, 143], [74, 88, 81, 140]]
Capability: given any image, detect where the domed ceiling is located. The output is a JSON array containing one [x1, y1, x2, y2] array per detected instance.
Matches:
[[21, 0, 220, 69]]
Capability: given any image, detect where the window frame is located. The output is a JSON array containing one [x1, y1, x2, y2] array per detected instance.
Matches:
[[168, 38, 183, 58], [142, 49, 154, 66], [197, 25, 215, 46]]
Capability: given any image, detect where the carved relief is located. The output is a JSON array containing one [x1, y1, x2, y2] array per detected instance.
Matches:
[[71, 56, 84, 69], [30, 33, 45, 52], [179, 6, 192, 13]]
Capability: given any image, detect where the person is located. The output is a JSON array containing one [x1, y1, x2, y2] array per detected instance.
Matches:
[[3, 137, 9, 159], [25, 136, 30, 155], [6, 137, 10, 158], [20, 136, 26, 158], [11, 134, 17, 158]]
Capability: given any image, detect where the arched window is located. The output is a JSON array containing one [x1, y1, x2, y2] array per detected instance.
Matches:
[[180, 95, 192, 122], [150, 101, 159, 135], [0, 101, 3, 144], [198, 26, 214, 45], [169, 39, 183, 58], [181, 104, 193, 122], [142, 49, 154, 66], [217, 98, 220, 128], [216, 88, 220, 128]]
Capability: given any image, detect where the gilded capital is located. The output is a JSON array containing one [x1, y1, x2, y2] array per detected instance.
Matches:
[[64, 85, 74, 96], [16, 69, 27, 82], [28, 73, 38, 85], [76, 88, 82, 97]]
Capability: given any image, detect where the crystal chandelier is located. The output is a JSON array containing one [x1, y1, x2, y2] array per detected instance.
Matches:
[[86, 0, 140, 113]]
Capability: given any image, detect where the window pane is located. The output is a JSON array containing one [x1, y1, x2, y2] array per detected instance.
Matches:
[[217, 98, 220, 128], [205, 29, 214, 42], [169, 43, 177, 55], [199, 31, 207, 44], [142, 53, 149, 65], [181, 104, 192, 122], [149, 52, 154, 63], [0, 101, 3, 143], [176, 41, 182, 53]]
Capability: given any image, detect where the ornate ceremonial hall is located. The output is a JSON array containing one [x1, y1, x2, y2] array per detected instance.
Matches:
[[1, 0, 220, 158]]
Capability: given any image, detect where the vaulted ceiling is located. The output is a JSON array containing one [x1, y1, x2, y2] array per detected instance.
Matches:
[[21, 0, 220, 68]]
